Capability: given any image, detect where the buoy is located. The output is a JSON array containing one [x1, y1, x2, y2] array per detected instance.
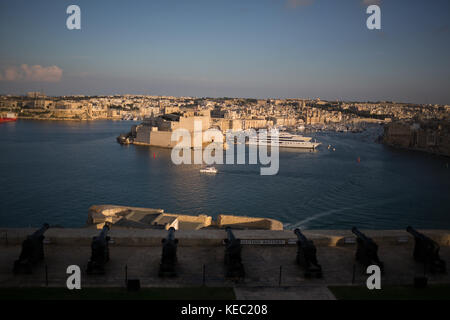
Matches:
[[153, 153, 156, 159], [357, 157, 360, 163]]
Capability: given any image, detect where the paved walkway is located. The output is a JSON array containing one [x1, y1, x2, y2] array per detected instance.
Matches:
[[234, 286, 336, 300], [1, 243, 449, 289]]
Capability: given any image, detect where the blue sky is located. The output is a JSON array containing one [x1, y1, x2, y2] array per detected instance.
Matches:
[[0, 0, 449, 104]]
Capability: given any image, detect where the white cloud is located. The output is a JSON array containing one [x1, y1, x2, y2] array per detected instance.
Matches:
[[0, 64, 63, 82]]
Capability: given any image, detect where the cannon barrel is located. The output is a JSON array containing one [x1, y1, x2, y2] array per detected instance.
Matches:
[[97, 224, 110, 240], [407, 226, 436, 244], [406, 226, 424, 239], [161, 227, 178, 246], [162, 227, 177, 245], [30, 223, 50, 238], [352, 227, 370, 241], [166, 227, 176, 241], [294, 228, 308, 243], [225, 227, 236, 242]]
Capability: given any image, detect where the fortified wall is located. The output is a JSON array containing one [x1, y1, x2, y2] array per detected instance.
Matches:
[[87, 204, 284, 231], [383, 120, 450, 156], [134, 113, 213, 148], [1, 227, 449, 247]]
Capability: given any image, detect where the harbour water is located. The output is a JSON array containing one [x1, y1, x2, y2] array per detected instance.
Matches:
[[1, 120, 449, 229]]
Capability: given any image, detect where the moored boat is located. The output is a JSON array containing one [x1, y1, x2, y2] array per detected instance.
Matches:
[[0, 112, 17, 123], [116, 133, 133, 145], [247, 131, 321, 149]]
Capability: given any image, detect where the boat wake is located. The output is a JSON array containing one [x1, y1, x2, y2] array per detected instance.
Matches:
[[285, 196, 403, 230]]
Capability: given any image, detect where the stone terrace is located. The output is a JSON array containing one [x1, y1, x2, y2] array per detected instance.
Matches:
[[0, 229, 449, 290]]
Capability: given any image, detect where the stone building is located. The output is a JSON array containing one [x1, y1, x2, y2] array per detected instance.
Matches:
[[134, 112, 213, 148], [383, 120, 450, 156]]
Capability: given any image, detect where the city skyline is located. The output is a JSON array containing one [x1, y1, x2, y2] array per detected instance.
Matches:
[[0, 0, 450, 104]]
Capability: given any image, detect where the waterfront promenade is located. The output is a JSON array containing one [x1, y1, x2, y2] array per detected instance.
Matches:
[[1, 228, 448, 299]]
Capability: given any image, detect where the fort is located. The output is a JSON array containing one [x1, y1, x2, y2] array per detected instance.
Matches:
[[133, 111, 213, 148]]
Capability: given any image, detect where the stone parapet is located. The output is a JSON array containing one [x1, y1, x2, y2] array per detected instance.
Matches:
[[1, 228, 449, 247], [216, 214, 284, 230]]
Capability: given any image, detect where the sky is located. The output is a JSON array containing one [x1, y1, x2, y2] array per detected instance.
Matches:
[[0, 0, 449, 104]]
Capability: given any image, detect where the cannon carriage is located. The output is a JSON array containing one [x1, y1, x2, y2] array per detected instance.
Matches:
[[352, 227, 384, 272], [407, 226, 446, 274], [159, 227, 178, 277], [223, 227, 245, 280], [13, 223, 50, 274], [294, 228, 322, 278], [86, 224, 111, 275]]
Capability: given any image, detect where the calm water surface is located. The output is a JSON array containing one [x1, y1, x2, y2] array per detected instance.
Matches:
[[1, 120, 449, 229]]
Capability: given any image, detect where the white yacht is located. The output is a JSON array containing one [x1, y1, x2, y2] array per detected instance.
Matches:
[[200, 166, 218, 174], [248, 131, 321, 149]]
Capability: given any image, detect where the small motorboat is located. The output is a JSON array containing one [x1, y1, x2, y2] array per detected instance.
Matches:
[[116, 133, 133, 145], [200, 166, 218, 174]]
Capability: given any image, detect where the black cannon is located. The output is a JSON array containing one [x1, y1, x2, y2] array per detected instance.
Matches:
[[352, 227, 384, 272], [13, 223, 50, 274], [87, 224, 110, 274], [159, 227, 178, 277], [224, 227, 245, 279], [407, 226, 446, 274], [294, 229, 322, 278]]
